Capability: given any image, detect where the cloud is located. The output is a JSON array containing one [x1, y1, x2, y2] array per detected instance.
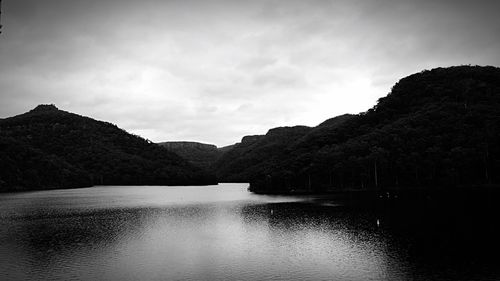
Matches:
[[1, 0, 500, 146]]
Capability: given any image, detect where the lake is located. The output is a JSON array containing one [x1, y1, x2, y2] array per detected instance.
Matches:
[[0, 183, 499, 281]]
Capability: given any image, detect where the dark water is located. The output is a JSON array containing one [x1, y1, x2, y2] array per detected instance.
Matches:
[[0, 184, 499, 281]]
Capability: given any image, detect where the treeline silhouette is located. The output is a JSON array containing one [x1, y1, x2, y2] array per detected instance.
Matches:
[[158, 141, 222, 172], [214, 115, 353, 183], [0, 105, 216, 191], [2, 66, 498, 193], [215, 66, 500, 194]]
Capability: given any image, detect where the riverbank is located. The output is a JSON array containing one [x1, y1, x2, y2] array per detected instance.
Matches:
[[250, 185, 500, 210]]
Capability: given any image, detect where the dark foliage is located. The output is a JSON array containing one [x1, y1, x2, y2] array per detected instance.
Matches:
[[236, 66, 500, 193], [158, 141, 221, 171], [0, 105, 217, 191], [215, 125, 315, 182], [0, 136, 91, 191]]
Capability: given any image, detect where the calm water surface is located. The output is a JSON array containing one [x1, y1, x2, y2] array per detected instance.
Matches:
[[0, 183, 498, 281]]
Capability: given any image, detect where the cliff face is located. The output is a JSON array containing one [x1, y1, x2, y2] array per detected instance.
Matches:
[[0, 105, 217, 192]]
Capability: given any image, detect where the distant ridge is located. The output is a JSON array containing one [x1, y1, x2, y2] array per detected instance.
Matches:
[[159, 141, 217, 151], [158, 141, 220, 170], [0, 105, 217, 191], [213, 115, 355, 183], [214, 125, 317, 183], [157, 141, 236, 173]]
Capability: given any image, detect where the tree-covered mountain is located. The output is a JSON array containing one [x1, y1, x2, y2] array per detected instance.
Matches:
[[0, 105, 217, 191], [214, 126, 312, 182], [0, 135, 91, 190], [214, 114, 354, 183], [227, 65, 500, 194], [158, 141, 220, 170]]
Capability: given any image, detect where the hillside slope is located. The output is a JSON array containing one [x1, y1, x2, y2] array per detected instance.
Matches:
[[215, 126, 312, 182], [158, 141, 220, 170], [245, 66, 500, 193], [214, 115, 354, 183], [0, 105, 216, 191]]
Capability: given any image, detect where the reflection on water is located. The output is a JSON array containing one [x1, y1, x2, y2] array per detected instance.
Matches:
[[0, 184, 499, 281]]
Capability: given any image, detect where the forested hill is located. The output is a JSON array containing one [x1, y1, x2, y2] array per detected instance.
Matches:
[[214, 125, 313, 182], [243, 65, 500, 194], [0, 105, 217, 191], [214, 114, 354, 183], [158, 141, 220, 171]]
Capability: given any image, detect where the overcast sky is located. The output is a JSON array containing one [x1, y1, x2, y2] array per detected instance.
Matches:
[[1, 0, 499, 146]]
